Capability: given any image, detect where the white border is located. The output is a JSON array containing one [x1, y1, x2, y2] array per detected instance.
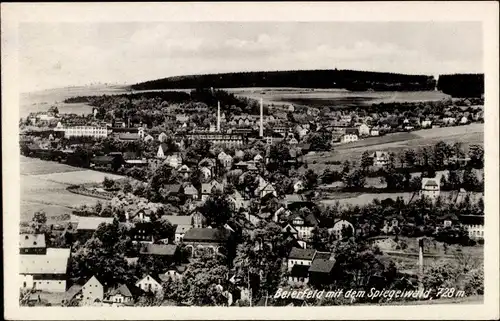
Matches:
[[2, 2, 499, 320]]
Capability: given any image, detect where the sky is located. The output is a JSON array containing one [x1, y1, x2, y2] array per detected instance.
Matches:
[[19, 22, 483, 92]]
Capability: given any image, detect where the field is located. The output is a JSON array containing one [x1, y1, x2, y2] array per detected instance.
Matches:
[[303, 124, 484, 174], [227, 87, 451, 108], [20, 85, 129, 118], [20, 156, 123, 223]]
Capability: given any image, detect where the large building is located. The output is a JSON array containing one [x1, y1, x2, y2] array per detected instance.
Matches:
[[55, 125, 109, 138], [19, 235, 71, 293]]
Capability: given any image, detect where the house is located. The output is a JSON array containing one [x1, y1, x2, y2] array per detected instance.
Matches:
[[158, 132, 168, 142], [358, 123, 370, 136], [341, 128, 359, 143], [218, 152, 233, 169], [372, 151, 389, 168], [442, 117, 457, 126], [288, 137, 299, 145], [20, 234, 46, 255], [80, 276, 104, 306], [421, 119, 432, 128], [182, 228, 232, 257], [289, 211, 319, 241], [460, 116, 469, 124], [136, 274, 163, 295], [287, 247, 316, 271], [308, 258, 336, 286], [288, 264, 309, 285], [254, 178, 277, 198], [328, 220, 354, 240], [253, 154, 264, 163], [178, 164, 192, 178], [139, 244, 179, 262], [162, 212, 205, 243], [201, 180, 224, 201], [161, 266, 187, 282], [199, 166, 212, 180], [162, 184, 183, 199], [293, 180, 305, 193], [165, 153, 182, 168], [421, 177, 440, 200], [130, 223, 154, 244], [144, 134, 154, 142], [459, 215, 484, 240], [183, 183, 199, 200], [75, 216, 114, 239], [126, 209, 154, 223], [157, 143, 169, 158], [370, 127, 380, 136], [104, 283, 142, 306], [20, 249, 71, 293]]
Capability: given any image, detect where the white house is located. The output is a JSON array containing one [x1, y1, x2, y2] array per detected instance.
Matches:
[[328, 220, 354, 240], [372, 151, 389, 168], [358, 123, 370, 136], [165, 153, 182, 169], [421, 119, 432, 128], [289, 212, 319, 241], [218, 152, 233, 169], [253, 154, 264, 163], [81, 276, 104, 306], [158, 132, 168, 142], [287, 247, 316, 271], [421, 177, 440, 200], [460, 116, 469, 124], [341, 128, 359, 143], [370, 127, 380, 136], [135, 274, 163, 295], [157, 143, 168, 158]]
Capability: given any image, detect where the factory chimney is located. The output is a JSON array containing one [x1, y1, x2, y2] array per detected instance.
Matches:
[[259, 98, 264, 137], [217, 101, 221, 132]]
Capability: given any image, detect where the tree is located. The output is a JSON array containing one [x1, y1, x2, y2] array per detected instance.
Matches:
[[447, 170, 461, 190], [307, 132, 332, 151], [103, 177, 115, 189], [462, 168, 479, 191], [403, 149, 417, 169], [201, 190, 234, 228], [361, 151, 373, 172], [468, 144, 484, 168], [343, 169, 366, 190], [304, 169, 319, 190], [311, 227, 333, 252]]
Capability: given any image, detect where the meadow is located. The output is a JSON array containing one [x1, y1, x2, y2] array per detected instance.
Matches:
[[227, 87, 451, 108], [303, 124, 484, 174], [20, 156, 122, 223]]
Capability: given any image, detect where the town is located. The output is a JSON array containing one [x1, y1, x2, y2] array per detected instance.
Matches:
[[19, 85, 484, 307]]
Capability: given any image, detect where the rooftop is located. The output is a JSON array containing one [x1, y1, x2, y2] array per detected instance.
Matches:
[[75, 216, 114, 231], [20, 255, 69, 274], [183, 228, 231, 243], [288, 247, 316, 260], [140, 244, 178, 256], [309, 259, 336, 273], [20, 234, 46, 249]]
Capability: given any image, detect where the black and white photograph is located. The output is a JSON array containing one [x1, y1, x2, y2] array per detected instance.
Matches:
[[2, 2, 499, 320]]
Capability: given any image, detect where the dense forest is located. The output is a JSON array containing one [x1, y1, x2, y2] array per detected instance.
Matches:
[[131, 69, 437, 91], [437, 74, 484, 98]]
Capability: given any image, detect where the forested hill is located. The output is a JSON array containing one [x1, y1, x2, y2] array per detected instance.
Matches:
[[131, 69, 437, 91], [437, 74, 484, 98]]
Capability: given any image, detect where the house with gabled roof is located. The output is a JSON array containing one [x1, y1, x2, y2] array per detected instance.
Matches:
[[421, 177, 440, 200], [308, 258, 336, 286], [288, 211, 319, 241], [157, 143, 169, 158], [80, 276, 104, 306], [341, 128, 359, 143], [182, 228, 232, 257], [201, 180, 224, 201], [178, 164, 192, 178], [287, 247, 316, 271], [135, 274, 163, 295], [103, 283, 143, 306], [165, 153, 182, 168], [20, 234, 46, 255], [183, 183, 199, 200], [328, 219, 354, 240]]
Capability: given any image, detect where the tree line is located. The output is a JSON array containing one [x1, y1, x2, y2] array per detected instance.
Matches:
[[437, 74, 484, 98], [131, 69, 437, 91]]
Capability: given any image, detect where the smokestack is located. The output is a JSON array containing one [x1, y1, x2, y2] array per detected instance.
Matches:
[[217, 101, 221, 132], [418, 238, 424, 291], [259, 98, 263, 137]]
